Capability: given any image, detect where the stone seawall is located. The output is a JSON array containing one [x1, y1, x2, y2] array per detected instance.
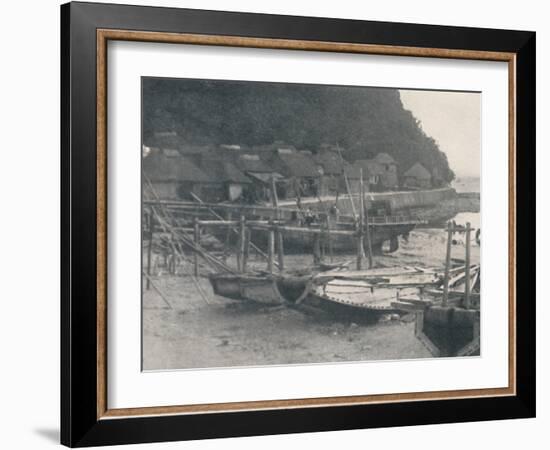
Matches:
[[455, 192, 480, 213]]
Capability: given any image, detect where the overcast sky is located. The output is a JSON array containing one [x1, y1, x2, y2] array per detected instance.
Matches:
[[399, 90, 480, 178]]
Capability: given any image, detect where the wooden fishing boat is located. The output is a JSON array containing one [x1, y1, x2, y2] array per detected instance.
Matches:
[[208, 273, 284, 305], [256, 222, 414, 254], [299, 266, 442, 316], [208, 271, 311, 305], [208, 220, 417, 255]]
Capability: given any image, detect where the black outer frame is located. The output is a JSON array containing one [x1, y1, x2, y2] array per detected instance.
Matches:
[[61, 1, 535, 447]]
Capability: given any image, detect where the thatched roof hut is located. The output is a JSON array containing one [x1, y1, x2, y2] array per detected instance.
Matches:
[[403, 162, 432, 189], [143, 150, 211, 183]]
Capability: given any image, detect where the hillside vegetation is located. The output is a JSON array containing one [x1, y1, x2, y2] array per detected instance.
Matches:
[[143, 78, 455, 182]]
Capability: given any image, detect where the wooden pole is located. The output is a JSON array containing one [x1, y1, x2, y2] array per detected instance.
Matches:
[[269, 174, 285, 272], [356, 169, 365, 270], [242, 228, 250, 272], [169, 230, 176, 275], [328, 226, 334, 263], [362, 172, 373, 269], [442, 221, 453, 307], [225, 210, 232, 247], [270, 175, 279, 208], [193, 217, 200, 277], [276, 226, 284, 272], [336, 143, 357, 218], [238, 216, 246, 273], [189, 191, 278, 268], [144, 179, 236, 274], [146, 211, 153, 290], [464, 222, 472, 309], [267, 223, 275, 274], [313, 232, 321, 265]]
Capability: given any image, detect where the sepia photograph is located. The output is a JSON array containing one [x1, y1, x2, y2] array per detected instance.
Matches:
[[141, 77, 481, 371]]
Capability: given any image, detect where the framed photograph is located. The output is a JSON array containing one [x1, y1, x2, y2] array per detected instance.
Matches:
[[61, 1, 535, 447]]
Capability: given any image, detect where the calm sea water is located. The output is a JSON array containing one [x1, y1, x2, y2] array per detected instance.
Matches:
[[452, 177, 480, 193]]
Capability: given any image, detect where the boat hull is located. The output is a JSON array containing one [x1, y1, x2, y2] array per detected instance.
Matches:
[[210, 224, 414, 254], [299, 267, 441, 317], [208, 272, 309, 305]]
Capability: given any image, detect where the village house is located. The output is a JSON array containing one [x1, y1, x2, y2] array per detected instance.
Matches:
[[264, 147, 322, 198], [144, 131, 209, 166], [339, 164, 392, 217], [314, 149, 346, 196], [234, 153, 284, 203], [372, 152, 399, 189], [352, 160, 382, 191], [142, 148, 213, 200], [198, 159, 252, 202], [403, 162, 432, 189], [352, 152, 399, 191]]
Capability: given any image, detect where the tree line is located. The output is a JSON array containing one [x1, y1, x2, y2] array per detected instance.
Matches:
[[143, 77, 455, 182]]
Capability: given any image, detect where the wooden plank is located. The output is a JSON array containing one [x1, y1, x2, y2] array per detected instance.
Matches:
[[251, 224, 356, 236], [391, 300, 426, 312], [397, 296, 433, 306], [198, 220, 240, 226]]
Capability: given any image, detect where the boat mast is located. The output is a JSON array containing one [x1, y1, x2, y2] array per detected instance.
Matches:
[[270, 174, 284, 272], [357, 169, 366, 270], [336, 143, 357, 219], [363, 170, 374, 269]]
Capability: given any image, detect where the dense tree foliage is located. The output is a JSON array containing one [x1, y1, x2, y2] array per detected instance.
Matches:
[[143, 78, 454, 182]]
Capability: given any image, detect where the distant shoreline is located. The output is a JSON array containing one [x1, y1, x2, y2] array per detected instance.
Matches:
[[452, 177, 480, 194]]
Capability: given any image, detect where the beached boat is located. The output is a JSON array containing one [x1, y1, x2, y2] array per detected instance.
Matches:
[[208, 271, 310, 305], [147, 188, 451, 254], [208, 219, 418, 255], [414, 267, 481, 357], [253, 222, 414, 254], [209, 273, 284, 305], [298, 267, 442, 316]]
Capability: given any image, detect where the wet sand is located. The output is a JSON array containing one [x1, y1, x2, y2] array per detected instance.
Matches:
[[143, 222, 480, 370]]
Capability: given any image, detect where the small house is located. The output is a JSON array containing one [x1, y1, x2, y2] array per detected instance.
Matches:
[[353, 160, 383, 191], [142, 148, 213, 200], [266, 147, 322, 198], [235, 153, 284, 202], [314, 150, 346, 195], [403, 162, 432, 189], [351, 153, 398, 191], [144, 131, 208, 166], [199, 159, 252, 202], [373, 153, 399, 189]]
